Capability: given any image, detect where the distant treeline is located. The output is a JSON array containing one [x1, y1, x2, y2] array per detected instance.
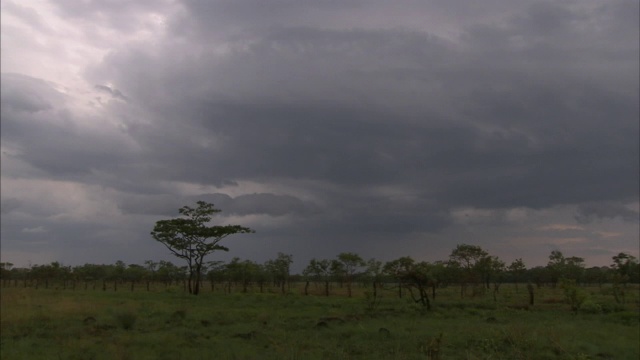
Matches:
[[1, 245, 638, 297]]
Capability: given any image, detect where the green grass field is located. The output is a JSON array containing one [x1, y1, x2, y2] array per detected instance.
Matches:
[[1, 283, 638, 359]]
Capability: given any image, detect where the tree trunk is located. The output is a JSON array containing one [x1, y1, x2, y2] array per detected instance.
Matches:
[[193, 276, 200, 295], [324, 280, 329, 296], [527, 283, 535, 305], [422, 288, 431, 310], [192, 262, 203, 295]]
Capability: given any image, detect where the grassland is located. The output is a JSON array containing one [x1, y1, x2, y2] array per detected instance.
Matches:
[[1, 283, 638, 359]]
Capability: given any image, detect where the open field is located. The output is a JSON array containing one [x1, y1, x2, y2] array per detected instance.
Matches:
[[1, 283, 638, 360]]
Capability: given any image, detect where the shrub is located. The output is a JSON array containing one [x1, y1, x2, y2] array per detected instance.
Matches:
[[560, 279, 587, 313], [113, 310, 137, 330], [599, 302, 627, 314], [579, 300, 602, 314]]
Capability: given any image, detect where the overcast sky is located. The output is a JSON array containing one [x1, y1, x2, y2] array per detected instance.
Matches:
[[1, 0, 638, 271]]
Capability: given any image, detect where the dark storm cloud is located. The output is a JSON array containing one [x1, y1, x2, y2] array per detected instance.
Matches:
[[2, 0, 638, 268], [441, 91, 639, 209], [10, 1, 640, 211], [76, 1, 637, 229]]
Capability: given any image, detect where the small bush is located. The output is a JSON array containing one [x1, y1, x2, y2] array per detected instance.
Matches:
[[113, 310, 137, 330], [579, 300, 602, 314], [600, 302, 626, 313], [560, 279, 587, 313]]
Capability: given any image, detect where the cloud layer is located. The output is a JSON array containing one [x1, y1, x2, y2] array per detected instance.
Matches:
[[1, 0, 638, 270]]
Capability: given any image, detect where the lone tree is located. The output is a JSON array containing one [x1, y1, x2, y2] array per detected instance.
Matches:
[[448, 244, 489, 297], [150, 201, 253, 295], [335, 252, 365, 297]]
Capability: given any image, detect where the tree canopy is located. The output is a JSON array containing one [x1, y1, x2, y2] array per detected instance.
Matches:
[[150, 201, 253, 295]]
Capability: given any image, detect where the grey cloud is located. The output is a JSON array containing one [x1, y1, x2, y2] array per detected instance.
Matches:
[[95, 85, 128, 101], [172, 0, 366, 38], [83, 1, 638, 213], [22, 226, 46, 233], [328, 197, 451, 235], [1, 73, 138, 178], [1, 1, 52, 33], [197, 193, 320, 217], [173, 0, 535, 42], [1, 198, 22, 214], [2, 0, 638, 268], [116, 194, 232, 217], [118, 193, 320, 218], [0, 195, 64, 219], [0, 209, 164, 266], [0, 74, 59, 113], [575, 202, 639, 224], [580, 248, 619, 257], [116, 194, 185, 216], [49, 0, 172, 32]]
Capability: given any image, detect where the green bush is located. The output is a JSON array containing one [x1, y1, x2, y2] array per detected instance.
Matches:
[[560, 279, 587, 313], [579, 300, 602, 314], [600, 302, 626, 313]]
